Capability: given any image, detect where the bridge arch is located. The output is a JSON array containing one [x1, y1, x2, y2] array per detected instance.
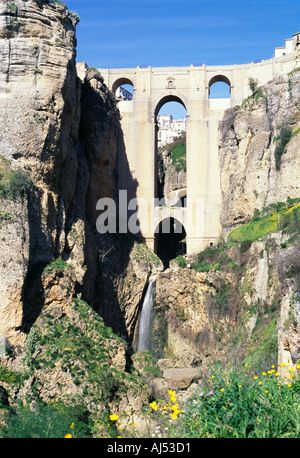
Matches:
[[208, 74, 231, 98], [154, 94, 187, 118], [112, 77, 135, 98], [154, 216, 186, 268]]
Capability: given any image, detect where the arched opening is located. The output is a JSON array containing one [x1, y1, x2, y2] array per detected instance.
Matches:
[[208, 75, 231, 99], [155, 96, 187, 207], [155, 217, 186, 268], [112, 77, 134, 101]]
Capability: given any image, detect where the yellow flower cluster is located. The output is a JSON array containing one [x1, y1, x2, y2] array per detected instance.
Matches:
[[149, 390, 183, 422]]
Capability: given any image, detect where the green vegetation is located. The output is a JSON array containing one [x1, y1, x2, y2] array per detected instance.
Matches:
[[242, 78, 266, 107], [244, 316, 279, 370], [228, 200, 300, 243], [174, 255, 187, 268], [0, 295, 150, 438], [0, 210, 14, 223], [0, 156, 32, 201], [69, 10, 80, 23], [43, 257, 73, 274], [165, 362, 300, 438], [192, 243, 238, 273], [274, 127, 293, 171], [4, 402, 90, 438], [170, 135, 186, 172]]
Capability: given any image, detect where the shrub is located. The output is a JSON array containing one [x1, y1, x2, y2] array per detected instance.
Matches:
[[170, 137, 186, 172], [175, 255, 187, 268], [0, 168, 32, 201], [274, 127, 292, 171]]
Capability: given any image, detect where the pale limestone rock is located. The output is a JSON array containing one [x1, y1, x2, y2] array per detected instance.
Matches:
[[162, 367, 201, 389], [219, 71, 300, 234]]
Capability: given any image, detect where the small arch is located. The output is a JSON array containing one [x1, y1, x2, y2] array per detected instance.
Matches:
[[154, 217, 186, 268], [154, 95, 187, 118], [112, 77, 134, 100], [208, 75, 231, 98]]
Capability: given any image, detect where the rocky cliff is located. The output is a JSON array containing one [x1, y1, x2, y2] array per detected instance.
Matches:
[[219, 69, 300, 235], [0, 0, 160, 348]]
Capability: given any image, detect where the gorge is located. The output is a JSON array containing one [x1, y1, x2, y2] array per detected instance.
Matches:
[[0, 0, 299, 439]]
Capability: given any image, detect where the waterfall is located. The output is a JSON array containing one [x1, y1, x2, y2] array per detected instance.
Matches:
[[138, 280, 156, 352]]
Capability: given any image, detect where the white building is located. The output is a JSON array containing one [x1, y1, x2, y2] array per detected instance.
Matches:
[[274, 32, 300, 57], [115, 86, 133, 101], [157, 114, 186, 145]]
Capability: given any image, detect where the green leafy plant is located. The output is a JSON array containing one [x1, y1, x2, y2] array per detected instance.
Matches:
[[274, 127, 292, 171], [4, 401, 90, 438]]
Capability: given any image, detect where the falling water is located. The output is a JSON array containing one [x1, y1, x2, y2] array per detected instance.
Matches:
[[138, 280, 156, 352]]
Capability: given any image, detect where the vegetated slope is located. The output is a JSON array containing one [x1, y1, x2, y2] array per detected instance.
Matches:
[[153, 198, 300, 375]]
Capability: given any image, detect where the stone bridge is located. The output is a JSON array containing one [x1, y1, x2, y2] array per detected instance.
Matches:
[[77, 34, 298, 257]]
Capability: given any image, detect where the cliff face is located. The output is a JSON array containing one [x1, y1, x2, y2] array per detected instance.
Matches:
[[219, 68, 300, 235], [0, 0, 160, 349], [0, 0, 79, 345]]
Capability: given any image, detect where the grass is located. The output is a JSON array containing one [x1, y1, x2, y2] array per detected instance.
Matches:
[[228, 201, 300, 243]]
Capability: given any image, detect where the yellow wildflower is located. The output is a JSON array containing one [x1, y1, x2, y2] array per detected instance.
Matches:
[[258, 381, 262, 385], [170, 412, 178, 420], [220, 388, 225, 392], [150, 401, 158, 411], [289, 367, 295, 372], [265, 390, 269, 394], [70, 423, 75, 429], [254, 376, 258, 380], [64, 433, 72, 438], [262, 372, 266, 376], [109, 414, 119, 421], [170, 394, 177, 403]]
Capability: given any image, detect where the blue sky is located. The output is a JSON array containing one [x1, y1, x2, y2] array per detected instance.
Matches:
[[66, 0, 300, 117]]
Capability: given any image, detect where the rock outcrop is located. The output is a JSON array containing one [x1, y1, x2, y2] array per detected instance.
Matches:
[[219, 69, 300, 235]]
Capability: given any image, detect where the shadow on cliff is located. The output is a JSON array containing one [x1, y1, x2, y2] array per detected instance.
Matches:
[[72, 72, 147, 345], [21, 189, 53, 332]]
